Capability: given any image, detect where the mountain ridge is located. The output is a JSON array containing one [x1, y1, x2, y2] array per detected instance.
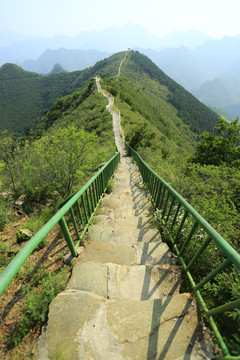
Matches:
[[0, 51, 219, 137]]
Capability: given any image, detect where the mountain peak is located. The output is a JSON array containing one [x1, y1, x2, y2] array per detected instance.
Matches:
[[49, 63, 66, 74]]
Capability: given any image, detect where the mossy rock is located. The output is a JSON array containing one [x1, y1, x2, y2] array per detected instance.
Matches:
[[16, 228, 33, 243]]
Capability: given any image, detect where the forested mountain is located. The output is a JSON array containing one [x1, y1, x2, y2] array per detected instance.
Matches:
[[0, 58, 112, 135], [0, 51, 218, 136]]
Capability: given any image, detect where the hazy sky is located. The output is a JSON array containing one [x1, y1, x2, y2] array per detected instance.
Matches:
[[1, 0, 240, 39]]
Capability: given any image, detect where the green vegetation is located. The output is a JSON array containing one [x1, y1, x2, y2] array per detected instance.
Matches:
[[7, 266, 69, 348], [0, 64, 76, 135], [192, 117, 240, 167], [0, 236, 13, 272], [0, 80, 115, 209], [16, 126, 101, 199], [0, 199, 9, 231]]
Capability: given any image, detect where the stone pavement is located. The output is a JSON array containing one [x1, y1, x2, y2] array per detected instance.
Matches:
[[38, 156, 213, 360]]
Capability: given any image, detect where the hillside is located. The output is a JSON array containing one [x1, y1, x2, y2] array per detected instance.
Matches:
[[0, 51, 219, 137], [0, 64, 78, 134], [0, 60, 112, 135], [120, 51, 219, 135]]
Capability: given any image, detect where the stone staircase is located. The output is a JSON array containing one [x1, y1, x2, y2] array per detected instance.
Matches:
[[38, 155, 213, 360]]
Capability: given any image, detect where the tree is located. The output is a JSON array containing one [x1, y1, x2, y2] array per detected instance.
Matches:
[[192, 117, 240, 166], [0, 132, 18, 192], [126, 122, 156, 150], [14, 126, 102, 199]]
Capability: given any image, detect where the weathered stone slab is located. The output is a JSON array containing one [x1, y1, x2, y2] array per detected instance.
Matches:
[[46, 290, 103, 360], [75, 294, 212, 360], [88, 224, 115, 242], [76, 241, 136, 266], [105, 294, 213, 360], [101, 192, 151, 215], [88, 217, 161, 245], [68, 262, 108, 297], [147, 264, 182, 297], [78, 302, 126, 360], [112, 186, 131, 194], [101, 206, 135, 218], [107, 263, 181, 301], [122, 314, 210, 360], [107, 293, 193, 341], [93, 214, 114, 225], [101, 197, 134, 211], [107, 264, 154, 301]]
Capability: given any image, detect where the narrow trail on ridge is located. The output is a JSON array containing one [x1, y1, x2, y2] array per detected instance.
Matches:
[[95, 76, 124, 155], [117, 51, 127, 78], [37, 66, 214, 359]]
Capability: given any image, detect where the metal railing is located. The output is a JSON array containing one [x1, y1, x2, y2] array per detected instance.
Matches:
[[0, 152, 120, 295], [126, 143, 240, 360]]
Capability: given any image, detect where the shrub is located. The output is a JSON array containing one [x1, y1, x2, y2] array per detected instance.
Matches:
[[106, 179, 114, 194], [8, 267, 68, 347], [0, 200, 8, 231]]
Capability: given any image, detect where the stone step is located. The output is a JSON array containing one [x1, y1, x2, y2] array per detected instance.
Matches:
[[135, 242, 172, 266], [101, 196, 151, 214], [68, 261, 182, 300], [101, 204, 152, 218], [88, 224, 162, 244], [76, 240, 171, 267], [39, 290, 213, 360], [93, 214, 155, 230], [76, 241, 136, 265]]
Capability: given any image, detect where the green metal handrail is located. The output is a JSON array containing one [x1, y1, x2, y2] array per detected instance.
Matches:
[[0, 152, 120, 295], [126, 142, 240, 359]]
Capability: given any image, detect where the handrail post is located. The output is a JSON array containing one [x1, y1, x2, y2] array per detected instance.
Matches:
[[59, 217, 78, 257]]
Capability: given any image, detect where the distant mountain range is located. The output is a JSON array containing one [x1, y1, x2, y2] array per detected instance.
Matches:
[[0, 25, 214, 65], [18, 49, 111, 74], [140, 35, 240, 119], [1, 25, 240, 119]]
